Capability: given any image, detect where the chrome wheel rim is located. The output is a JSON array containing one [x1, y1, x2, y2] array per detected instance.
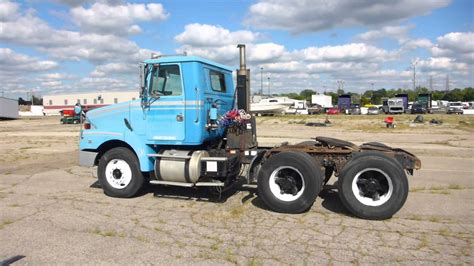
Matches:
[[352, 168, 393, 206]]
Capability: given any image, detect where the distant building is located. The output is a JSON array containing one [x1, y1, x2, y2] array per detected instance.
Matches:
[[43, 91, 139, 115], [0, 97, 19, 119]]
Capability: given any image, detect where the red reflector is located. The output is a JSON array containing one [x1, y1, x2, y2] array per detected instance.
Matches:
[[84, 123, 91, 129]]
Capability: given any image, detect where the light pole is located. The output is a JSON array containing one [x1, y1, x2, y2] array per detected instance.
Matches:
[[267, 77, 271, 96], [260, 67, 263, 95], [412, 59, 418, 91]]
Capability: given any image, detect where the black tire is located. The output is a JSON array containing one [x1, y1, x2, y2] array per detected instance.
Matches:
[[98, 147, 145, 198], [257, 151, 323, 213], [337, 152, 408, 220]]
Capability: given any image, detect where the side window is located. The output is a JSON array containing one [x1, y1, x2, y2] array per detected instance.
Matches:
[[150, 65, 182, 96], [210, 71, 226, 92]]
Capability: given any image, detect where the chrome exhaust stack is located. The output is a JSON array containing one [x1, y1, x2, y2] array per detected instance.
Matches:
[[236, 44, 250, 112]]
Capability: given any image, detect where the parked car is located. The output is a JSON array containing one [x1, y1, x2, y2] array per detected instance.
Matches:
[[447, 102, 463, 114], [410, 103, 426, 114], [326, 107, 339, 115], [367, 106, 379, 115], [347, 104, 361, 115]]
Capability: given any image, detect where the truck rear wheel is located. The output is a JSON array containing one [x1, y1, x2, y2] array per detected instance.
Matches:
[[337, 152, 408, 220], [257, 151, 323, 213], [98, 147, 144, 198]]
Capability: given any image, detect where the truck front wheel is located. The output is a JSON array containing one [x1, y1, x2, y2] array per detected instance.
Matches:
[[98, 147, 144, 198], [257, 151, 323, 213], [337, 152, 408, 220]]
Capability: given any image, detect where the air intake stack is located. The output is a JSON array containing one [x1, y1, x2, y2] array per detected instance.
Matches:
[[236, 44, 250, 112]]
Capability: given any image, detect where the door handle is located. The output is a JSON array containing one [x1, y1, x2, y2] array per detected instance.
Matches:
[[176, 114, 184, 122], [194, 87, 199, 123]]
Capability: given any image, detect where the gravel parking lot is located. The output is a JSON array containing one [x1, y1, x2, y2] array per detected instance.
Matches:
[[1, 115, 473, 264]]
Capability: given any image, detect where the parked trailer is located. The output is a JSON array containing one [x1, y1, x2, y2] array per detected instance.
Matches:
[[79, 45, 421, 220], [0, 97, 19, 119]]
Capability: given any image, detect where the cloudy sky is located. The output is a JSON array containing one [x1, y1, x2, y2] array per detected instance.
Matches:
[[0, 0, 473, 98]]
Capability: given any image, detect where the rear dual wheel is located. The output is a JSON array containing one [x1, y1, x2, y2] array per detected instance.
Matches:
[[337, 152, 408, 220], [257, 151, 324, 213]]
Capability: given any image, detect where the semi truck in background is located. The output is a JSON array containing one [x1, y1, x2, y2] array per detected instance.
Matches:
[[78, 44, 420, 220], [416, 93, 432, 113], [395, 94, 408, 113], [381, 97, 405, 114], [0, 97, 19, 119], [337, 94, 351, 113]]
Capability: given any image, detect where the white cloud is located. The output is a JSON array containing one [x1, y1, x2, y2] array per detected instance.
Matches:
[[402, 38, 434, 50], [0, 10, 158, 64], [356, 25, 412, 43], [175, 23, 259, 47], [51, 0, 124, 7], [295, 43, 397, 62], [417, 57, 469, 72], [431, 32, 474, 63], [71, 3, 169, 35], [246, 0, 451, 33], [91, 62, 135, 77], [0, 48, 57, 72], [0, 0, 19, 21]]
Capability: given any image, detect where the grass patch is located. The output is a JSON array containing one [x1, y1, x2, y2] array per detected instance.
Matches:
[[224, 248, 237, 264], [248, 257, 262, 266], [0, 219, 15, 229], [417, 234, 429, 250], [439, 227, 450, 237], [91, 228, 125, 238], [407, 215, 423, 221], [448, 184, 465, 190]]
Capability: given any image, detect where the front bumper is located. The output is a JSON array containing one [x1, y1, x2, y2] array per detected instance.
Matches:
[[79, 150, 98, 167]]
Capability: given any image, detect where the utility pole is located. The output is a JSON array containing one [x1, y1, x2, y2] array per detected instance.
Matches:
[[267, 77, 271, 96], [412, 59, 418, 91], [260, 67, 263, 95], [429, 75, 433, 91], [445, 74, 450, 92]]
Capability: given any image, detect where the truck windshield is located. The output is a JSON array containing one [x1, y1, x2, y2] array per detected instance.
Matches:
[[150, 64, 182, 96]]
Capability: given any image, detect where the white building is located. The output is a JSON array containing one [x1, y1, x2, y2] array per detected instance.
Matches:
[[43, 91, 139, 115]]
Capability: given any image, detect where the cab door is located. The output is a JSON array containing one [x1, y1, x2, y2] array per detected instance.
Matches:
[[146, 64, 185, 142]]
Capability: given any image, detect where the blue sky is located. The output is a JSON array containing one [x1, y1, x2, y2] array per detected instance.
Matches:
[[0, 0, 473, 99]]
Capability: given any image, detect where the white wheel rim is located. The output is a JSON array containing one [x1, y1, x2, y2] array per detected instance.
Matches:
[[351, 168, 393, 207], [269, 166, 305, 202], [105, 159, 132, 189]]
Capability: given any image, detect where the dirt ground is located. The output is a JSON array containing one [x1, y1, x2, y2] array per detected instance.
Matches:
[[0, 114, 473, 264]]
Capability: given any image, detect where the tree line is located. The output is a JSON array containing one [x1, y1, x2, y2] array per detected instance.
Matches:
[[277, 87, 474, 105]]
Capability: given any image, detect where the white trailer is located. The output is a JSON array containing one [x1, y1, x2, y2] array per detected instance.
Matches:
[[0, 97, 19, 119], [311, 94, 332, 108]]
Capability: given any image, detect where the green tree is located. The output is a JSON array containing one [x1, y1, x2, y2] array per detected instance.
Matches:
[[299, 89, 316, 101]]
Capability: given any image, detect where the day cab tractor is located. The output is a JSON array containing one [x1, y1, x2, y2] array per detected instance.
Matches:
[[79, 44, 421, 220]]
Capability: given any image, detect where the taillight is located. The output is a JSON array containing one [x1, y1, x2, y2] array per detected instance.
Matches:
[[84, 123, 91, 130]]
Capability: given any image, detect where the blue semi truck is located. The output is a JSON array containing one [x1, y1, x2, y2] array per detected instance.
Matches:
[[79, 45, 420, 220]]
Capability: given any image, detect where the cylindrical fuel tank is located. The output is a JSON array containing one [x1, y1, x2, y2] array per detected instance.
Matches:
[[154, 150, 208, 183]]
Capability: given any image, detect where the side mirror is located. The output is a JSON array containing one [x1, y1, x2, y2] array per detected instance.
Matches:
[[139, 63, 145, 93]]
